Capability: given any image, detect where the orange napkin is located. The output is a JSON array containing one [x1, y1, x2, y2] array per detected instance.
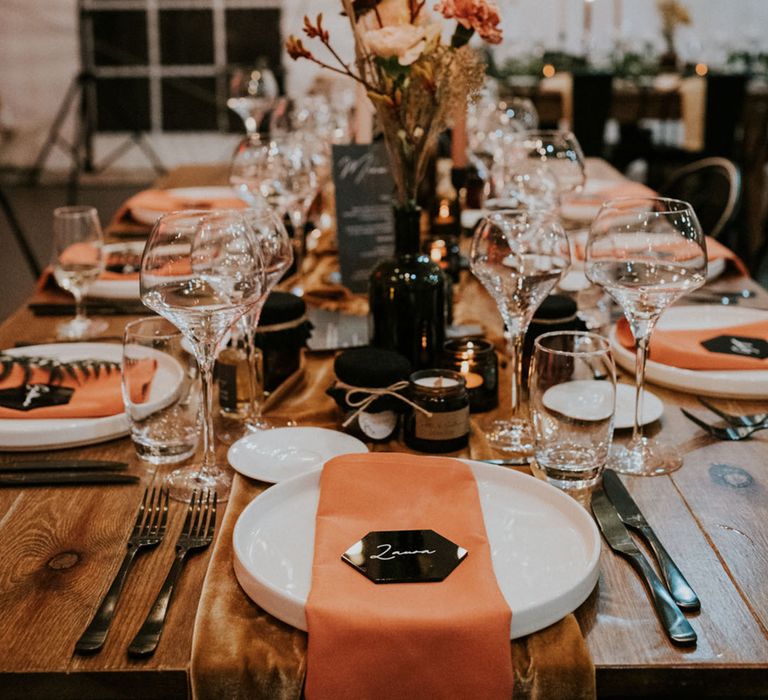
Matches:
[[565, 181, 657, 208], [0, 358, 156, 419], [617, 317, 768, 370], [305, 453, 513, 700], [126, 188, 245, 218]]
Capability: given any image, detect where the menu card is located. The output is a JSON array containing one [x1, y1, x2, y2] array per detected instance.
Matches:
[[331, 142, 394, 293]]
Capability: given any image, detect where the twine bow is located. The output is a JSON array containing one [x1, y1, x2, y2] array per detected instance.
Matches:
[[336, 380, 433, 428]]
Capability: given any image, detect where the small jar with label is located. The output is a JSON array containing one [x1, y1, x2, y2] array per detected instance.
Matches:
[[404, 369, 470, 453]]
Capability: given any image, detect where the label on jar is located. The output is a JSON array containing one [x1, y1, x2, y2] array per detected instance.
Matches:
[[414, 405, 469, 441], [357, 410, 398, 441]]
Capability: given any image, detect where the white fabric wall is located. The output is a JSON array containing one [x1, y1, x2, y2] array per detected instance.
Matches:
[[1, 0, 766, 171]]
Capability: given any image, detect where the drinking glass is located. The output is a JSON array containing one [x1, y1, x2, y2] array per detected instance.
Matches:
[[227, 64, 279, 135], [510, 130, 586, 201], [470, 210, 571, 454], [230, 136, 318, 285], [222, 204, 294, 436], [51, 205, 108, 340], [585, 197, 707, 475], [140, 210, 267, 500], [530, 331, 616, 490], [122, 317, 200, 464]]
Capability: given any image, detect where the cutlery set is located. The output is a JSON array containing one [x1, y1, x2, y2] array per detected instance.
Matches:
[[592, 470, 699, 646], [75, 487, 216, 658], [682, 398, 768, 441]]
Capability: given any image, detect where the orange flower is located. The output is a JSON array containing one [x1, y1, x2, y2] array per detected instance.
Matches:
[[285, 35, 313, 60], [434, 0, 503, 44]]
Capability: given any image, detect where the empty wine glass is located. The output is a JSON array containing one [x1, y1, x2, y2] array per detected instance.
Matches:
[[221, 201, 294, 437], [227, 64, 279, 135], [51, 205, 108, 340], [510, 130, 586, 202], [230, 136, 318, 287], [470, 210, 571, 454], [140, 210, 267, 501], [585, 197, 707, 475]]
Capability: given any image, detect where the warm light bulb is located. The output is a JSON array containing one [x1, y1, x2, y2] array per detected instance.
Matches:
[[695, 63, 708, 76], [542, 64, 556, 78]]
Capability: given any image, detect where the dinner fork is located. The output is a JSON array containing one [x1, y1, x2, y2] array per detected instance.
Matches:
[[75, 487, 169, 654], [697, 397, 768, 428], [681, 409, 768, 441], [128, 490, 217, 657]]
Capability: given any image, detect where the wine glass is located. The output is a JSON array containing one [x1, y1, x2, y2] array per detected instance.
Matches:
[[230, 136, 318, 288], [140, 210, 267, 501], [585, 197, 707, 475], [227, 64, 279, 135], [510, 130, 586, 202], [51, 205, 109, 340], [470, 210, 571, 454], [221, 201, 294, 437]]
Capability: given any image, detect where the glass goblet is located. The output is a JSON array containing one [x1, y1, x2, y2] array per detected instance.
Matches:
[[585, 196, 707, 476], [51, 205, 109, 340], [227, 65, 279, 136], [470, 210, 571, 455], [140, 210, 267, 501]]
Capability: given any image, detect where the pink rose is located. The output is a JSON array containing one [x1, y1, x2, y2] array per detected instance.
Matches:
[[434, 0, 503, 44], [363, 24, 436, 66]]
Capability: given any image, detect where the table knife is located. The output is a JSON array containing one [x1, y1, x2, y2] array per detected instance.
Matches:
[[0, 460, 129, 473], [603, 469, 700, 610], [591, 488, 697, 646], [479, 458, 532, 466], [0, 472, 139, 487]]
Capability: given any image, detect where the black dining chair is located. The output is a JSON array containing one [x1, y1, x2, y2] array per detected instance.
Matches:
[[571, 72, 613, 158], [659, 157, 741, 240]]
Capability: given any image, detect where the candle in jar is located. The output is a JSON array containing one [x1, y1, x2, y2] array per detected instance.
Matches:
[[459, 359, 484, 389], [413, 375, 460, 389]]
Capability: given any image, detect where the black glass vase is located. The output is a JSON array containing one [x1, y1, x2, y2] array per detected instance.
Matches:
[[369, 206, 446, 369]]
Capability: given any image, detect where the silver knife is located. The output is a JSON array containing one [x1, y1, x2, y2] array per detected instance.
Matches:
[[0, 460, 129, 472], [603, 469, 700, 610], [0, 472, 139, 487], [591, 488, 697, 646], [479, 458, 532, 466]]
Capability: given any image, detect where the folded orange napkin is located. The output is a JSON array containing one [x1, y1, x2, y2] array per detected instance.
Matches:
[[617, 317, 768, 370], [0, 357, 156, 419], [305, 453, 513, 700], [127, 188, 245, 217]]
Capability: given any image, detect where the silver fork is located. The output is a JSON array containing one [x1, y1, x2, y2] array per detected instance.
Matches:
[[128, 490, 217, 657], [75, 487, 169, 654], [681, 409, 768, 441], [697, 397, 768, 428]]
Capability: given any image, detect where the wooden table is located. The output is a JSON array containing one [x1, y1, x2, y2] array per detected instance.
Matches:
[[1, 164, 768, 699]]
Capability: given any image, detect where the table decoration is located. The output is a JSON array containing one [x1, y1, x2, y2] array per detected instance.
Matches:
[[286, 0, 501, 368], [440, 338, 498, 412]]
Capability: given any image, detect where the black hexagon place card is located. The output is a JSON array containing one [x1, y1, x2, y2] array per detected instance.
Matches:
[[700, 335, 768, 360], [341, 529, 468, 584]]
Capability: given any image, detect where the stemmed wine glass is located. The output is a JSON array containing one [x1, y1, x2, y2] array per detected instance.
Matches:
[[230, 136, 318, 286], [510, 130, 586, 203], [227, 64, 279, 135], [224, 202, 294, 436], [470, 210, 571, 454], [585, 197, 707, 475], [140, 210, 267, 501], [51, 205, 109, 340]]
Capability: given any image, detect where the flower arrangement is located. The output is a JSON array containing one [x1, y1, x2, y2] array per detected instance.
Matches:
[[286, 0, 503, 210], [657, 0, 691, 60]]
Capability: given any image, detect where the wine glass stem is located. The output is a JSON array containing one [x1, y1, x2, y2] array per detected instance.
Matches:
[[73, 289, 87, 325], [507, 331, 524, 418], [197, 354, 217, 473], [632, 333, 651, 442], [241, 303, 265, 422]]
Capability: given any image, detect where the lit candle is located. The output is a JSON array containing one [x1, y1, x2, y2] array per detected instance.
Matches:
[[429, 238, 447, 266]]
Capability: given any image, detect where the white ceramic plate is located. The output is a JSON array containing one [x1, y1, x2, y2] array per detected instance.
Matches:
[[232, 459, 601, 639], [130, 187, 238, 225], [610, 305, 768, 398], [227, 427, 369, 484], [0, 342, 181, 451], [86, 242, 143, 300], [0, 343, 128, 451]]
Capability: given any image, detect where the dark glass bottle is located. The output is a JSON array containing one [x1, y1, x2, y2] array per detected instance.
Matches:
[[369, 207, 446, 369]]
